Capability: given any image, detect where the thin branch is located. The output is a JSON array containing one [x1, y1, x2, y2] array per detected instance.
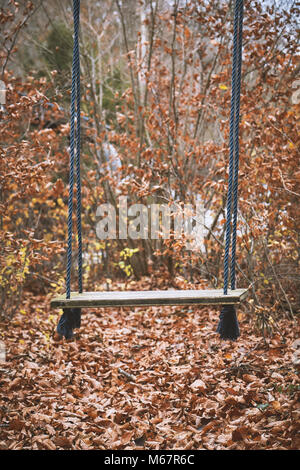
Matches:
[[1, 1, 44, 79], [262, 240, 294, 319]]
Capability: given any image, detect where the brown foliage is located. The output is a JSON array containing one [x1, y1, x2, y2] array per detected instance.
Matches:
[[0, 0, 299, 451], [0, 72, 67, 317], [1, 0, 299, 323]]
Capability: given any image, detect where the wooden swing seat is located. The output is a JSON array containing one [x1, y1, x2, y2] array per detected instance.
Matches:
[[51, 288, 249, 309]]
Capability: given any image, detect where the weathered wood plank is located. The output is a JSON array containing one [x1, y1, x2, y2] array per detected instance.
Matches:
[[51, 288, 249, 309]]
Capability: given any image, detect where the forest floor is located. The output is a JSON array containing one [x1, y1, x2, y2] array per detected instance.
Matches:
[[0, 279, 299, 450]]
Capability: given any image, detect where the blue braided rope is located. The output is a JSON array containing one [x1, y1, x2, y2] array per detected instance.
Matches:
[[74, 0, 82, 294], [223, 0, 243, 295], [230, 0, 244, 290], [66, 13, 77, 298], [66, 0, 82, 298]]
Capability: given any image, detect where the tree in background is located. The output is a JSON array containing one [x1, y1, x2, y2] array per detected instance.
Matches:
[[0, 0, 299, 328]]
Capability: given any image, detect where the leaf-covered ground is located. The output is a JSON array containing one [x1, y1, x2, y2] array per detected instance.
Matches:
[[0, 282, 299, 450]]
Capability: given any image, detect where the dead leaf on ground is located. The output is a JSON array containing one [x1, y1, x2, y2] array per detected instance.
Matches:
[[190, 378, 207, 392]]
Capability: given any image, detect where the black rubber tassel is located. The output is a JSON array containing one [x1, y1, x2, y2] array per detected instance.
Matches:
[[57, 308, 81, 339], [217, 304, 240, 341]]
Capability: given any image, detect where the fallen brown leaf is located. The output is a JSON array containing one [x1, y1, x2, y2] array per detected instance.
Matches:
[[242, 374, 258, 383], [9, 418, 25, 431]]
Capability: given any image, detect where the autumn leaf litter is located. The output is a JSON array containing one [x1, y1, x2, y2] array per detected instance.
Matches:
[[0, 288, 299, 450]]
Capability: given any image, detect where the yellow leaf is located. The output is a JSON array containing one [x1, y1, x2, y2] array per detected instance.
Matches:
[[219, 84, 228, 90], [95, 242, 105, 250], [44, 333, 50, 342], [44, 233, 52, 242]]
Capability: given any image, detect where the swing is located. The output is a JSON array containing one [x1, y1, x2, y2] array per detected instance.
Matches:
[[51, 0, 249, 340]]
